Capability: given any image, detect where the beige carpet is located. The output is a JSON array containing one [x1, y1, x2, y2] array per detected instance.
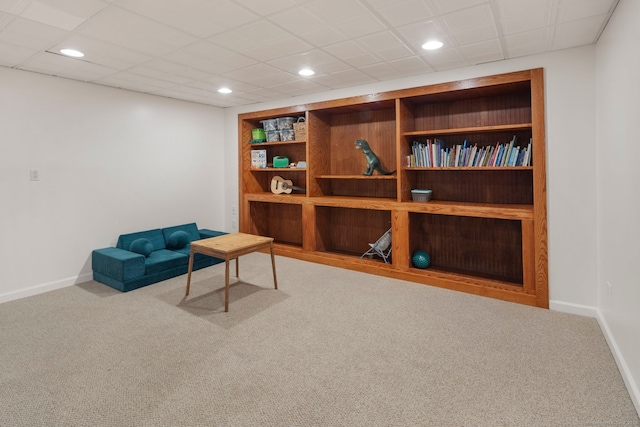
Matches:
[[1, 253, 638, 427]]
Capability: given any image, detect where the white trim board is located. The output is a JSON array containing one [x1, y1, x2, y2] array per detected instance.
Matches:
[[552, 300, 640, 417], [0, 272, 93, 304]]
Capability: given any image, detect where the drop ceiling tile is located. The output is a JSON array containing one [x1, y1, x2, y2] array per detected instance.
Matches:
[[266, 77, 328, 96], [430, 0, 486, 15], [267, 5, 326, 38], [116, 0, 258, 38], [458, 38, 504, 64], [232, 0, 298, 16], [303, 0, 371, 24], [20, 1, 86, 30], [441, 4, 498, 45], [128, 59, 210, 84], [504, 27, 549, 58], [421, 47, 466, 70], [553, 15, 606, 50], [395, 19, 451, 49], [76, 7, 197, 56], [96, 71, 177, 91], [557, 0, 616, 23], [18, 51, 117, 81], [357, 30, 405, 52], [0, 16, 67, 50], [496, 0, 553, 35], [224, 63, 298, 86], [0, 41, 37, 66], [359, 61, 397, 79], [313, 68, 377, 88], [333, 13, 387, 39], [163, 40, 257, 74], [374, 0, 435, 27], [91, 46, 154, 70], [297, 26, 347, 47], [0, 0, 29, 14], [0, 11, 15, 29]]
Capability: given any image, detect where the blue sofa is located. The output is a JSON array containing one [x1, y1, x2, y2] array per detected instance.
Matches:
[[92, 223, 227, 292]]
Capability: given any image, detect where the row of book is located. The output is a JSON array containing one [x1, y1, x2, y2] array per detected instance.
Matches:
[[408, 137, 532, 168]]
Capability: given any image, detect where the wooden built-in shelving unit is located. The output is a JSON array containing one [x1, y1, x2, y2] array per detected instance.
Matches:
[[239, 68, 548, 308]]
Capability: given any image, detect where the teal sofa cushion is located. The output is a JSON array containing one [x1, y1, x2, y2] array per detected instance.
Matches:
[[117, 229, 166, 251], [167, 230, 190, 249], [162, 223, 200, 245], [92, 247, 145, 282], [129, 238, 153, 257], [144, 249, 188, 275]]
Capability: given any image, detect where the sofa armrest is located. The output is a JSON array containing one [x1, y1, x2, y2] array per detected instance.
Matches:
[[198, 229, 228, 240], [92, 247, 145, 282]]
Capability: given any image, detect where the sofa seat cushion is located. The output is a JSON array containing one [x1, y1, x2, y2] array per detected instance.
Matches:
[[144, 249, 188, 275]]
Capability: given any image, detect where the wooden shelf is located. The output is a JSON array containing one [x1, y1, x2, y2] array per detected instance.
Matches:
[[239, 68, 548, 309], [250, 140, 305, 147], [316, 174, 397, 179], [403, 123, 532, 137], [404, 166, 533, 171]]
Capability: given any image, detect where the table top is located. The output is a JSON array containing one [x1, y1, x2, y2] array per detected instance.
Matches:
[[191, 232, 273, 257]]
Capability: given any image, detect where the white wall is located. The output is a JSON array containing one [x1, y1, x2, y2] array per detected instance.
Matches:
[[225, 46, 599, 312], [596, 0, 640, 412], [0, 68, 226, 302]]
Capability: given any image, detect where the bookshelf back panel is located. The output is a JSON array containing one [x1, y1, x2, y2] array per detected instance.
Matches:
[[411, 92, 532, 130], [317, 178, 397, 199], [249, 202, 302, 246], [325, 109, 396, 176], [316, 206, 391, 255], [410, 213, 523, 284], [407, 169, 533, 204]]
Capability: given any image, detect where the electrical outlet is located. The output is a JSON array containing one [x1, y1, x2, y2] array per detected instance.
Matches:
[[606, 281, 613, 299], [231, 219, 237, 229], [30, 169, 39, 181], [231, 205, 237, 216]]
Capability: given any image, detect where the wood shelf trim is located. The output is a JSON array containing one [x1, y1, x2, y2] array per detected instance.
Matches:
[[403, 123, 532, 137], [250, 167, 307, 172], [244, 192, 306, 204], [404, 166, 533, 171], [401, 200, 534, 220], [249, 140, 305, 147], [316, 174, 397, 180]]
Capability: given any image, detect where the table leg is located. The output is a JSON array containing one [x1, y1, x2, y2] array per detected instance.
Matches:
[[185, 249, 195, 296], [236, 256, 239, 278], [224, 258, 230, 312], [270, 242, 278, 290]]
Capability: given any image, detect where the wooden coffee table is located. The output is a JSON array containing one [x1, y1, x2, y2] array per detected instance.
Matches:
[[185, 233, 278, 312]]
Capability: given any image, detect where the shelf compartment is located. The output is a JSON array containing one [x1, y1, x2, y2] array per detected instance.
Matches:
[[409, 212, 523, 286], [315, 175, 397, 199], [403, 168, 533, 204], [401, 80, 532, 131], [244, 169, 307, 194], [402, 200, 533, 220], [248, 201, 302, 247], [315, 206, 391, 258]]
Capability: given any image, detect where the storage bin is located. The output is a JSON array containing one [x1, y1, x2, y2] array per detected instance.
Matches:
[[260, 119, 277, 131], [276, 117, 295, 130], [293, 117, 306, 140], [411, 189, 432, 202], [266, 130, 281, 142], [280, 129, 295, 141]]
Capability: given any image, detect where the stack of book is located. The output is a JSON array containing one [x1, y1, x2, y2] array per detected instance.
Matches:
[[409, 136, 532, 168]]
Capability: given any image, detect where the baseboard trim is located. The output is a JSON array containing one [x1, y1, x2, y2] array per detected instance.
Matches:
[[0, 272, 93, 304], [551, 299, 639, 416], [596, 309, 640, 417], [549, 300, 598, 317]]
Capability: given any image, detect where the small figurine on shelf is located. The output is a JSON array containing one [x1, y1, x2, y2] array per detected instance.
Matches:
[[354, 139, 396, 176]]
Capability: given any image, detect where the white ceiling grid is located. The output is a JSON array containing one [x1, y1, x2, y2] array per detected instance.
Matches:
[[0, 0, 619, 107]]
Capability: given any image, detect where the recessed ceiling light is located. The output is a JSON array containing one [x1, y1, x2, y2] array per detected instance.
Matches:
[[422, 40, 443, 50], [299, 68, 315, 76], [218, 87, 232, 94], [60, 48, 84, 58]]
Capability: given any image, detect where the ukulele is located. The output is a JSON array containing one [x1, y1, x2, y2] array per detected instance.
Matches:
[[270, 176, 306, 194]]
